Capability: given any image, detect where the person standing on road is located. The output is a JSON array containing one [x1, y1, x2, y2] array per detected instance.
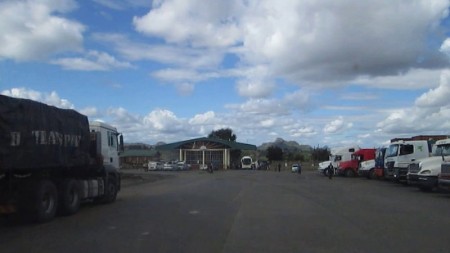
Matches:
[[326, 163, 333, 179], [278, 163, 281, 172]]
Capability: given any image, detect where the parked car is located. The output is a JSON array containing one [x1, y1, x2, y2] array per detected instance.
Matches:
[[177, 161, 191, 170], [147, 161, 163, 171], [163, 161, 177, 170], [291, 163, 301, 173]]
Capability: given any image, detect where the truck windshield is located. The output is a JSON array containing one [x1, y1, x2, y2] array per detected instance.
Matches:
[[242, 158, 252, 165], [376, 149, 385, 160], [386, 144, 399, 157], [433, 144, 450, 156]]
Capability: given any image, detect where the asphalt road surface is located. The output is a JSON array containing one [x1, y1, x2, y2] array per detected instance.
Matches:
[[2, 170, 450, 253]]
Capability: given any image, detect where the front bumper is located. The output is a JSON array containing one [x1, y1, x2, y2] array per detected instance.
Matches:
[[438, 178, 450, 191], [417, 175, 438, 189], [407, 174, 420, 186], [393, 167, 408, 181], [358, 169, 370, 177]]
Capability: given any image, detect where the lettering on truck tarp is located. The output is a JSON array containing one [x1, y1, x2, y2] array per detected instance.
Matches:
[[10, 131, 82, 147]]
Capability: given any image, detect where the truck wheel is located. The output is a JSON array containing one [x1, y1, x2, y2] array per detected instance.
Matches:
[[59, 179, 81, 216], [369, 169, 377, 180], [345, 169, 355, 177], [30, 180, 58, 223], [101, 177, 118, 204]]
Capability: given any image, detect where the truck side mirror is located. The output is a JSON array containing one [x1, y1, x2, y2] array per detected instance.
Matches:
[[119, 134, 124, 152]]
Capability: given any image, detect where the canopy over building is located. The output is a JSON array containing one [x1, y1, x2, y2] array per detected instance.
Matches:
[[156, 137, 257, 169]]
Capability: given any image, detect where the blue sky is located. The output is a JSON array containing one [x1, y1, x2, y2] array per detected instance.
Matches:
[[2, 0, 450, 148]]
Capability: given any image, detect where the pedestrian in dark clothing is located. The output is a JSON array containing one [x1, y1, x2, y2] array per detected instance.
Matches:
[[278, 163, 281, 172]]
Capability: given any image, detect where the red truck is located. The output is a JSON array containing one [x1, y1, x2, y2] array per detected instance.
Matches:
[[337, 149, 376, 177]]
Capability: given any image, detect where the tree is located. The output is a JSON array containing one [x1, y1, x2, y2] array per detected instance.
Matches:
[[208, 128, 236, 142], [208, 128, 240, 168], [266, 146, 283, 161], [312, 146, 330, 161]]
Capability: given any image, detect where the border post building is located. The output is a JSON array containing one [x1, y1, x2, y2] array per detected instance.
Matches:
[[156, 137, 257, 170]]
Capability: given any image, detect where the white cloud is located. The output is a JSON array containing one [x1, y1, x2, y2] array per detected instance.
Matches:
[[415, 70, 450, 108], [94, 33, 224, 69], [377, 70, 450, 135], [93, 0, 148, 10], [51, 50, 133, 71], [133, 0, 243, 48], [226, 98, 288, 116], [143, 109, 185, 133], [260, 119, 274, 128], [189, 111, 217, 125], [289, 126, 317, 138], [79, 107, 100, 117], [323, 116, 353, 134], [131, 0, 449, 90], [1, 88, 74, 109], [0, 0, 84, 61]]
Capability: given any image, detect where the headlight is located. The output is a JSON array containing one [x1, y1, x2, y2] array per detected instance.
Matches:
[[420, 170, 431, 175]]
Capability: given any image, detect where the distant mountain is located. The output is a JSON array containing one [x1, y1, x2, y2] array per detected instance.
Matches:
[[258, 138, 312, 153], [124, 143, 153, 150]]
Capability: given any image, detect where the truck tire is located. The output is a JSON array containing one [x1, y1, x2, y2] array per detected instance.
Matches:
[[29, 180, 58, 223], [345, 169, 355, 177], [369, 169, 377, 180], [100, 176, 118, 204], [59, 179, 81, 216]]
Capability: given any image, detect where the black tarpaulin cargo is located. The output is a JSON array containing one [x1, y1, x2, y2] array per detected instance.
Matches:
[[0, 95, 90, 171]]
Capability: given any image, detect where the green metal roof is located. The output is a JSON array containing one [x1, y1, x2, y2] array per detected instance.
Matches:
[[155, 137, 257, 151]]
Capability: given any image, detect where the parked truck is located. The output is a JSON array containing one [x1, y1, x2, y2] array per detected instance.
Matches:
[[317, 146, 360, 175], [407, 138, 450, 191], [358, 159, 376, 179], [0, 95, 123, 222], [373, 147, 386, 179], [337, 148, 376, 177], [384, 140, 432, 182], [438, 161, 450, 191]]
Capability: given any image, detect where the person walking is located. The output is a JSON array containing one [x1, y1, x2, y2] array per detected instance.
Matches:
[[278, 163, 281, 172]]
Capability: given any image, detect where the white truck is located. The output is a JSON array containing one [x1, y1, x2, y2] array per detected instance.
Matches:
[[0, 95, 123, 222], [357, 159, 376, 179], [407, 139, 450, 191], [317, 146, 360, 175], [385, 140, 432, 182]]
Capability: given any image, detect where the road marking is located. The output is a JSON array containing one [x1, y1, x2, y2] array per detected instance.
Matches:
[[189, 210, 200, 215]]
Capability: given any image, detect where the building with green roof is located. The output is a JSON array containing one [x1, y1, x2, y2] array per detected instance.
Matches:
[[156, 137, 257, 170]]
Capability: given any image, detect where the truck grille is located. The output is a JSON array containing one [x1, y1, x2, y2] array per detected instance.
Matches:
[[441, 163, 450, 175], [386, 161, 395, 171], [408, 163, 420, 173]]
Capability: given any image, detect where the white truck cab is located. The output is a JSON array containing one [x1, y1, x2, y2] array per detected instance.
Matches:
[[408, 139, 450, 191], [358, 159, 376, 179], [89, 121, 122, 170], [317, 146, 360, 175], [384, 140, 431, 182]]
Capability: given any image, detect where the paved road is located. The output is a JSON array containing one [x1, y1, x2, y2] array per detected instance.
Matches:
[[2, 170, 450, 253]]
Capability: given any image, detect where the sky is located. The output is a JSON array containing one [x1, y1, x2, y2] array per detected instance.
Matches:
[[2, 0, 450, 148]]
